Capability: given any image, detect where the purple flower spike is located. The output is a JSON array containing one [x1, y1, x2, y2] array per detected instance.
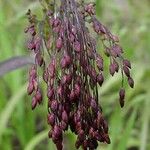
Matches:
[[25, 1, 134, 149]]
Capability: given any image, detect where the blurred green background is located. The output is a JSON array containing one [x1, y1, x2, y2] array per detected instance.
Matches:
[[0, 0, 150, 150]]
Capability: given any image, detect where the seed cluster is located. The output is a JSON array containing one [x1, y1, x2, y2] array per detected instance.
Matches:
[[25, 0, 134, 149]]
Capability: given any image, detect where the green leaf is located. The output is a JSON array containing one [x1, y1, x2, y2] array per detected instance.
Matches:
[[0, 83, 27, 143], [116, 108, 137, 150], [107, 106, 123, 150], [140, 96, 150, 150], [24, 130, 51, 150]]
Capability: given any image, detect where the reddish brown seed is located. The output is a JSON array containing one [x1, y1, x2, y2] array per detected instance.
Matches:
[[109, 63, 116, 76], [123, 65, 130, 77], [61, 74, 72, 85], [56, 37, 63, 49], [62, 110, 68, 123], [29, 65, 37, 78], [47, 113, 55, 126], [91, 68, 97, 82], [60, 55, 71, 68], [97, 73, 104, 86], [57, 86, 63, 97], [96, 56, 103, 71], [48, 63, 55, 78], [111, 44, 123, 57], [111, 35, 119, 42], [27, 83, 34, 95], [74, 83, 81, 97], [104, 47, 111, 57], [102, 120, 109, 133], [119, 88, 125, 100], [47, 86, 54, 99], [113, 60, 119, 72], [70, 89, 76, 101], [128, 77, 134, 88], [53, 125, 62, 138], [35, 89, 42, 104], [51, 100, 58, 111], [78, 130, 85, 141], [53, 18, 60, 27], [123, 59, 131, 69], [74, 41, 81, 52], [71, 26, 77, 35], [56, 141, 63, 150], [90, 98, 97, 110], [99, 24, 107, 34], [69, 33, 75, 42], [48, 130, 53, 138], [35, 52, 43, 66], [93, 22, 100, 33], [31, 96, 37, 110], [53, 26, 61, 33], [61, 121, 67, 131], [119, 88, 125, 108], [27, 41, 35, 50], [104, 134, 111, 144], [89, 128, 95, 138]]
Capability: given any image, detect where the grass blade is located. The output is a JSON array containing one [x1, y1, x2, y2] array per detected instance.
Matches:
[[24, 130, 50, 150], [116, 108, 137, 150], [0, 83, 27, 142]]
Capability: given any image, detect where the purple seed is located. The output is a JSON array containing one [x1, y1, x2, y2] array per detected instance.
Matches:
[[123, 59, 131, 69], [31, 96, 37, 110], [56, 37, 63, 49], [128, 77, 134, 88], [47, 113, 55, 126], [123, 65, 130, 77]]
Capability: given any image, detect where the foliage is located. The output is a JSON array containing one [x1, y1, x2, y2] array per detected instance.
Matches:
[[0, 0, 150, 150]]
